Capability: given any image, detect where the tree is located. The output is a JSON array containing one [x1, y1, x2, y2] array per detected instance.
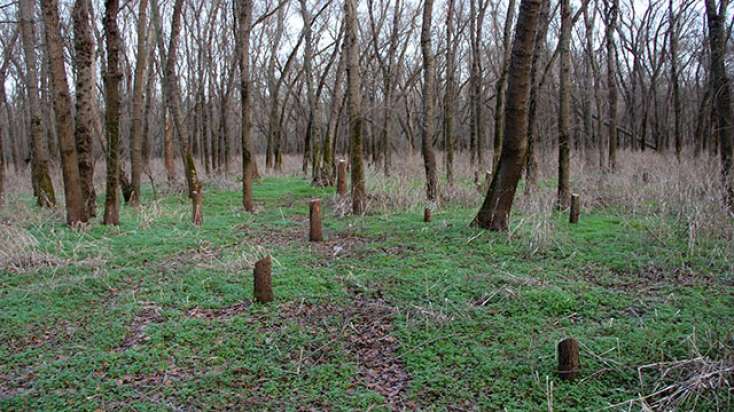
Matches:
[[444, 0, 456, 186], [0, 30, 17, 207], [420, 0, 438, 201], [557, 0, 572, 208], [40, 0, 86, 225], [129, 0, 150, 206], [102, 0, 123, 225], [705, 0, 734, 211], [18, 0, 55, 209], [669, 0, 682, 161], [238, 0, 255, 212], [493, 0, 517, 172], [156, 0, 204, 224], [469, 0, 488, 166], [345, 0, 366, 214], [72, 0, 96, 218], [604, 0, 619, 170], [473, 0, 544, 231]]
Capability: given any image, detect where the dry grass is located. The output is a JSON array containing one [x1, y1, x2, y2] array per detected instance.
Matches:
[[2, 149, 732, 262]]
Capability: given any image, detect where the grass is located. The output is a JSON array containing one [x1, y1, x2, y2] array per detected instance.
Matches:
[[1, 172, 733, 411]]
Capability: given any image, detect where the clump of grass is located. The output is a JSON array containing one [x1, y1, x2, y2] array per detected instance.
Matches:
[[0, 222, 66, 273]]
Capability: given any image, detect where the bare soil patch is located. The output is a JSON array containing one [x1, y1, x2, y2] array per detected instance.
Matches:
[[117, 302, 165, 351]]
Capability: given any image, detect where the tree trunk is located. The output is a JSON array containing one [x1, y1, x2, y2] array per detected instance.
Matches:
[[129, 0, 150, 206], [18, 0, 56, 208], [41, 0, 86, 225], [345, 0, 366, 215], [101, 0, 123, 225], [705, 0, 734, 212], [421, 0, 438, 202], [524, 0, 549, 192], [73, 0, 97, 219], [473, 0, 543, 231], [557, 0, 572, 208], [238, 0, 255, 212], [160, 0, 203, 224], [493, 0, 517, 172], [444, 0, 456, 187], [605, 0, 619, 171]]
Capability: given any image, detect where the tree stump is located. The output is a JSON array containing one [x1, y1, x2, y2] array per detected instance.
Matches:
[[424, 207, 432, 222], [309, 199, 323, 241], [569, 193, 580, 224], [557, 337, 580, 380], [336, 159, 347, 196], [253, 256, 273, 303]]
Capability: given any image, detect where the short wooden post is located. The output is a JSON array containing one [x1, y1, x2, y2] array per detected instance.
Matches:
[[423, 207, 432, 222], [253, 256, 273, 303], [557, 337, 580, 380], [336, 160, 347, 196], [569, 193, 580, 224], [309, 199, 323, 241]]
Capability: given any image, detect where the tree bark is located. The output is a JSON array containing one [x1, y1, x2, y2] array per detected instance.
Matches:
[[557, 0, 572, 208], [605, 0, 619, 171], [238, 0, 255, 212], [444, 0, 456, 187], [473, 0, 543, 231], [159, 0, 204, 224], [41, 0, 87, 225], [73, 0, 97, 219], [129, 0, 150, 206], [345, 0, 366, 215], [493, 0, 517, 172], [18, 0, 56, 208], [421, 0, 439, 202], [101, 0, 123, 225], [705, 0, 734, 212]]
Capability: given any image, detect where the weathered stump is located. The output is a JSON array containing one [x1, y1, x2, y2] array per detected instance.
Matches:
[[424, 207, 432, 223], [253, 256, 273, 303], [309, 199, 323, 241], [557, 337, 580, 380], [569, 193, 580, 224], [337, 159, 347, 196], [191, 185, 203, 226]]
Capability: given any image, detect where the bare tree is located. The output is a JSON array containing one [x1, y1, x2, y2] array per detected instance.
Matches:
[[420, 0, 438, 201], [492, 0, 517, 172], [444, 0, 456, 186], [557, 0, 572, 208], [345, 0, 366, 214], [238, 0, 255, 212], [102, 0, 123, 225], [0, 30, 17, 207], [705, 0, 734, 211], [18, 0, 55, 208], [40, 0, 86, 225], [72, 0, 96, 218], [129, 0, 150, 206], [473, 0, 544, 230], [604, 0, 619, 170]]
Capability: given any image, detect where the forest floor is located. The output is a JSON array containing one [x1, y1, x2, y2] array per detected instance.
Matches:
[[1, 175, 733, 410]]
